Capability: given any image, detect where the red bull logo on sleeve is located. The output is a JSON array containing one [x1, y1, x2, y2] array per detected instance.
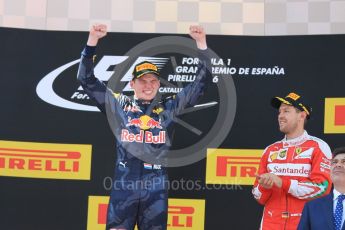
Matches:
[[122, 115, 166, 144]]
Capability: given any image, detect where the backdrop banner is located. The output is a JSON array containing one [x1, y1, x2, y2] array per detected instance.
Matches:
[[0, 27, 344, 230]]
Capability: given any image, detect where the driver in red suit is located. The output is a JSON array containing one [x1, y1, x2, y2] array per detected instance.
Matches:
[[252, 92, 332, 230]]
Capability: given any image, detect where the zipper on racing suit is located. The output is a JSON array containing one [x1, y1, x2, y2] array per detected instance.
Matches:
[[282, 194, 288, 230]]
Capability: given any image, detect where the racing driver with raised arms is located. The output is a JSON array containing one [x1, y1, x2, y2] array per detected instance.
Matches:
[[77, 24, 210, 230]]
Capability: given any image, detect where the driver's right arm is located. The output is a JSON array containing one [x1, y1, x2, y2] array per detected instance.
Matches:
[[77, 24, 108, 113]]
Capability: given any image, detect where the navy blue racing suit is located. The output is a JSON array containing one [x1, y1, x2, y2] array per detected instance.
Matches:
[[77, 45, 210, 230]]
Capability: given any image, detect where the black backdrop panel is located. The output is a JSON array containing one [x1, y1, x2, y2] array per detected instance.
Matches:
[[0, 27, 344, 230]]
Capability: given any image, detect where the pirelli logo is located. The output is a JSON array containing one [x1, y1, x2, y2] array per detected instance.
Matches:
[[324, 98, 345, 133], [87, 196, 205, 230], [0, 140, 92, 180], [206, 148, 262, 185], [167, 199, 205, 229], [87, 196, 109, 229]]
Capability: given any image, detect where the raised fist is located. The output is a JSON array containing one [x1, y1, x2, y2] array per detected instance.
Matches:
[[87, 23, 107, 46], [189, 25, 207, 50]]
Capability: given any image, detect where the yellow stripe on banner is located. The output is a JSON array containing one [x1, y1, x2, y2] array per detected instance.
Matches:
[[87, 196, 205, 230], [324, 98, 345, 133], [0, 140, 92, 180], [206, 148, 262, 185]]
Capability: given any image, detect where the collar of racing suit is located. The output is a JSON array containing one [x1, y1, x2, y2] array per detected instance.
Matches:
[[132, 96, 153, 106], [282, 130, 309, 147]]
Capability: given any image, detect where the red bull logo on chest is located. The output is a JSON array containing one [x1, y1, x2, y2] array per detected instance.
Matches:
[[122, 115, 166, 144], [126, 115, 162, 130]]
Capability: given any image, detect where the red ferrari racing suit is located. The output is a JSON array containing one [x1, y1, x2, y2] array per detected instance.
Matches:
[[252, 131, 332, 230]]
